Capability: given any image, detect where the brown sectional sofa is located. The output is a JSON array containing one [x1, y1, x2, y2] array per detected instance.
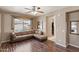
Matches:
[[10, 31, 47, 42]]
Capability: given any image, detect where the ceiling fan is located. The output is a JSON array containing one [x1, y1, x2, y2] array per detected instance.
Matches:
[[24, 6, 44, 15]]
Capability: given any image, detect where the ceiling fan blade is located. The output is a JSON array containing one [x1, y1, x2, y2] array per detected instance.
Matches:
[[37, 11, 44, 13], [25, 11, 32, 13], [24, 8, 32, 10]]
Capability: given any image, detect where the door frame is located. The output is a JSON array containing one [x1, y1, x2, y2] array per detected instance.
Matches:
[[66, 10, 79, 47]]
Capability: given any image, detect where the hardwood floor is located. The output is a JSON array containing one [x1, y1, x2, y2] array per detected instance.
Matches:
[[0, 39, 79, 52]]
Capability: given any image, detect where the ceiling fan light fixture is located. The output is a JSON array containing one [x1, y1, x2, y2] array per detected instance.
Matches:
[[31, 11, 38, 15]]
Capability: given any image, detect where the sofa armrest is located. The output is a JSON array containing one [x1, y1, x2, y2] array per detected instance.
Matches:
[[10, 32, 16, 41]]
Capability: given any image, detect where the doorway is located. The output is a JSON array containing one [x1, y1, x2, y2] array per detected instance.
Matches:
[[52, 22, 54, 35], [46, 16, 55, 41], [66, 10, 79, 48]]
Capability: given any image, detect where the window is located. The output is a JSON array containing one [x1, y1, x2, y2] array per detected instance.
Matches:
[[71, 21, 79, 34], [71, 22, 77, 33], [14, 18, 32, 32]]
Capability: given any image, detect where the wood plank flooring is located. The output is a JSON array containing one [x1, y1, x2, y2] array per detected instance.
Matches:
[[0, 39, 79, 52]]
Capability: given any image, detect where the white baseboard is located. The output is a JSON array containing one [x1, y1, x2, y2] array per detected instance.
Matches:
[[55, 42, 66, 48], [69, 44, 79, 48]]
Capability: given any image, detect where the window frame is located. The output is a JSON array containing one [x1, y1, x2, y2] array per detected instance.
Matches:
[[14, 18, 32, 33]]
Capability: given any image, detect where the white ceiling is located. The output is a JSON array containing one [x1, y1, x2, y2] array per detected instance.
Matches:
[[0, 6, 67, 17]]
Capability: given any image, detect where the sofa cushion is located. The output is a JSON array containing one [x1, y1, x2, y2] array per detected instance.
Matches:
[[34, 34, 47, 41], [15, 34, 34, 40]]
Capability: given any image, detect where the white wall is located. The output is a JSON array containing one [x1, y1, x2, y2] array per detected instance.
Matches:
[[1, 14, 12, 43], [54, 10, 66, 47]]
